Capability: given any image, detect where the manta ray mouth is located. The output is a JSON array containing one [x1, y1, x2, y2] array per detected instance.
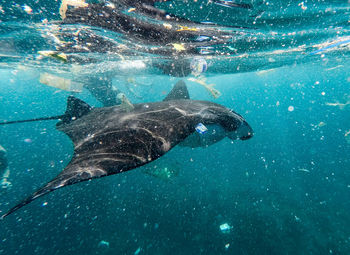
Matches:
[[228, 120, 254, 141], [240, 133, 253, 140]]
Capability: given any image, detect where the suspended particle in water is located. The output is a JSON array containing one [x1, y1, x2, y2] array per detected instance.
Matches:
[[24, 138, 32, 143], [22, 5, 33, 14], [288, 106, 294, 112], [219, 223, 232, 234], [98, 240, 109, 249], [298, 2, 307, 10], [134, 247, 141, 255]]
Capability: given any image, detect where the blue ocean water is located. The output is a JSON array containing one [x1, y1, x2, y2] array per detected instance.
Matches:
[[0, 0, 349, 254]]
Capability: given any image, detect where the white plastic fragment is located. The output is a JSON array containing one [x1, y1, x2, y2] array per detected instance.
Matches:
[[98, 240, 110, 248], [134, 247, 141, 255], [39, 73, 83, 92], [219, 223, 232, 234]]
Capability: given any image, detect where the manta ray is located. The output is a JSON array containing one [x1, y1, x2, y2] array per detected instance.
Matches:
[[0, 81, 253, 219]]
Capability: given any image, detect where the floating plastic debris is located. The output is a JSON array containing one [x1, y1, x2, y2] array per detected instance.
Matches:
[[195, 123, 208, 134], [119, 60, 146, 71], [60, 0, 89, 20], [142, 165, 179, 181], [345, 130, 350, 144], [163, 23, 173, 29], [98, 240, 110, 249], [318, 122, 326, 127], [195, 35, 210, 42], [39, 73, 83, 92], [298, 2, 307, 10], [176, 25, 198, 32], [1, 179, 12, 189], [256, 69, 276, 76], [187, 77, 221, 99], [325, 100, 350, 110], [22, 5, 33, 14], [288, 106, 294, 112], [225, 243, 230, 249], [219, 223, 232, 234], [24, 138, 32, 143], [117, 93, 134, 112], [38, 51, 67, 62], [172, 43, 186, 52], [190, 57, 208, 76], [134, 247, 141, 255], [42, 202, 48, 207]]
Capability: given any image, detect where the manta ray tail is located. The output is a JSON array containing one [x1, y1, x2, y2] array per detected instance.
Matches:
[[0, 96, 91, 126]]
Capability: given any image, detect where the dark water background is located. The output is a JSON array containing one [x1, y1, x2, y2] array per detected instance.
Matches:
[[0, 0, 350, 254]]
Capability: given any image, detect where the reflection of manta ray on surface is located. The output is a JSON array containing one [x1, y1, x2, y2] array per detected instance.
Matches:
[[0, 81, 253, 219]]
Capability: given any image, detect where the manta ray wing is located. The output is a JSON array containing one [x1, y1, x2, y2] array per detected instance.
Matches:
[[1, 81, 197, 219]]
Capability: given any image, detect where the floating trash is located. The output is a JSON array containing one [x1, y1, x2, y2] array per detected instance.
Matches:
[[345, 130, 350, 144], [39, 73, 83, 92], [117, 93, 134, 112], [195, 123, 208, 134], [190, 57, 208, 76], [325, 101, 350, 110], [22, 5, 33, 14], [318, 122, 326, 127], [38, 51, 67, 62], [98, 240, 110, 249], [219, 223, 232, 234], [24, 138, 32, 143], [142, 166, 179, 181], [171, 43, 186, 52], [60, 0, 89, 20], [134, 247, 141, 255], [187, 77, 221, 99]]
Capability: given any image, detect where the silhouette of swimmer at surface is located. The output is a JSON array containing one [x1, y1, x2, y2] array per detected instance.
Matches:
[[62, 1, 234, 45], [0, 145, 11, 189], [83, 76, 122, 107]]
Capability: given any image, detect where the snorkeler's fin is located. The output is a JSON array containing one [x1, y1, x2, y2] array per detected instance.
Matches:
[[163, 80, 190, 101], [0, 96, 91, 126]]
